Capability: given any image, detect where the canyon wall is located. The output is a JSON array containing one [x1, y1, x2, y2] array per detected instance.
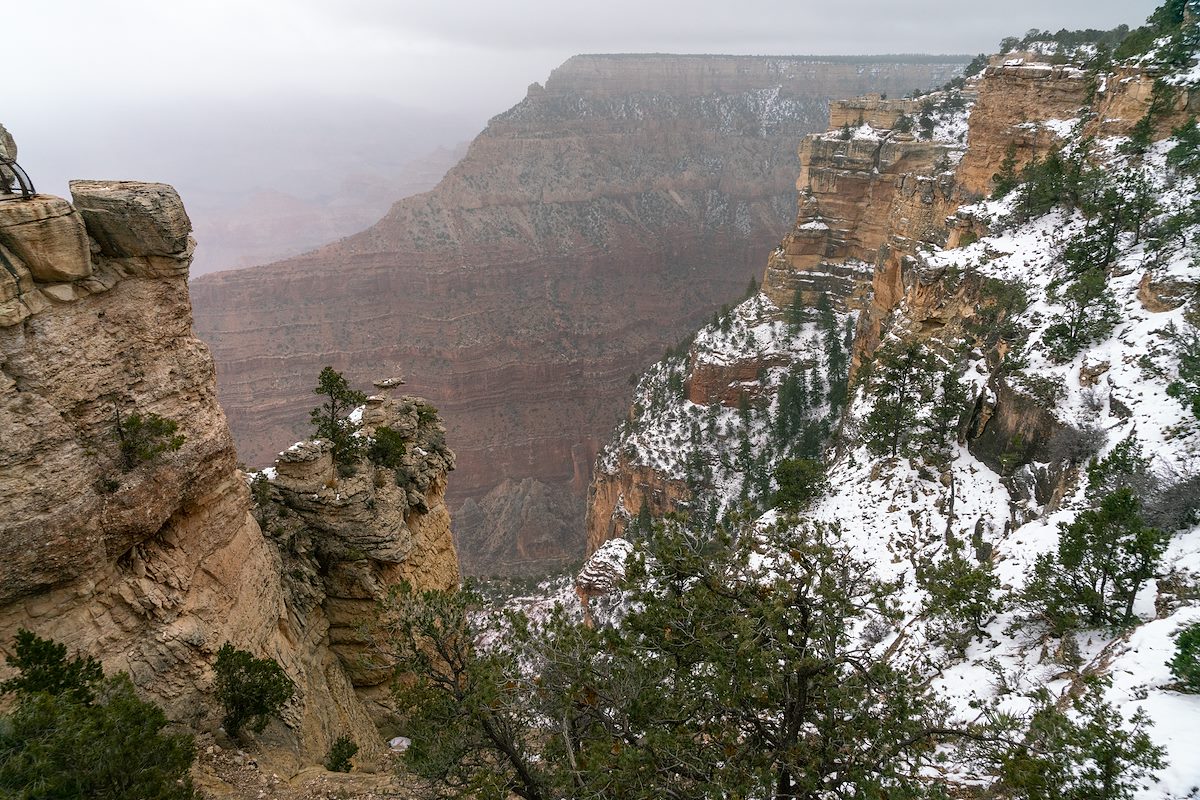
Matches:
[[0, 161, 458, 764], [190, 54, 968, 576], [586, 49, 1194, 554]]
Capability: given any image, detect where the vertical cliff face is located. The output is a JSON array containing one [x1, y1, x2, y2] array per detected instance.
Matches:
[[190, 54, 968, 576], [0, 149, 459, 765]]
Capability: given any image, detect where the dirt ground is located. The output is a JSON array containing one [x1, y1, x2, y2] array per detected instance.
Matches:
[[191, 734, 419, 800]]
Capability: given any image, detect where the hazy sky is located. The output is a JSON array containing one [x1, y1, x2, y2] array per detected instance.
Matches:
[[2, 0, 1163, 269], [9, 0, 1161, 120]]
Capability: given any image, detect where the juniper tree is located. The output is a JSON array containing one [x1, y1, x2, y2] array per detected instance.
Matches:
[[1015, 150, 1068, 220], [212, 643, 295, 739], [917, 541, 999, 655], [378, 512, 1170, 800], [0, 629, 103, 704], [1024, 488, 1169, 629], [377, 583, 554, 800], [114, 408, 185, 470], [0, 631, 197, 800], [367, 425, 408, 469]]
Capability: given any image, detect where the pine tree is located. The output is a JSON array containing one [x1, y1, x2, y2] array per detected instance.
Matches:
[[1166, 117, 1200, 176], [310, 366, 368, 465], [772, 458, 826, 510], [923, 365, 969, 464], [991, 143, 1020, 198], [1166, 322, 1200, 419], [1042, 269, 1121, 363], [816, 294, 849, 417], [1169, 622, 1200, 692], [864, 342, 933, 457], [787, 287, 806, 331], [976, 678, 1165, 800]]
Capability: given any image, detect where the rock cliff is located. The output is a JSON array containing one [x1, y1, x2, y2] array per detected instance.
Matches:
[[587, 45, 1198, 553], [190, 54, 968, 575], [581, 23, 1200, 791], [0, 149, 460, 766], [253, 389, 459, 718]]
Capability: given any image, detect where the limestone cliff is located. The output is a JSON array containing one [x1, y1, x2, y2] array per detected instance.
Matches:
[[190, 54, 968, 576], [0, 149, 459, 766]]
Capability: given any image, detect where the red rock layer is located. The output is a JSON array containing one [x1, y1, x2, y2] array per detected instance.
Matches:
[[191, 55, 967, 575]]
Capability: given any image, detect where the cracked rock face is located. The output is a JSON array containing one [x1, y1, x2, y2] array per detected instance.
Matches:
[[0, 138, 459, 765], [0, 195, 92, 282]]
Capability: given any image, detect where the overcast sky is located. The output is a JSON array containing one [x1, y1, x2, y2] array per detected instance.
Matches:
[[9, 0, 1160, 120], [2, 0, 1162, 260]]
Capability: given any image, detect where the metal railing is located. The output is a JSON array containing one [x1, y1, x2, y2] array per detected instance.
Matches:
[[0, 154, 35, 200]]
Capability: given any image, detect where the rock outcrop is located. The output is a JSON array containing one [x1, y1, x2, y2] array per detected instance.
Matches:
[[585, 460, 690, 554], [0, 143, 460, 765], [253, 390, 458, 716], [190, 54, 967, 575]]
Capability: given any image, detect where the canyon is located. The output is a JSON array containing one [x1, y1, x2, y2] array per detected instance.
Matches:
[[190, 54, 968, 575]]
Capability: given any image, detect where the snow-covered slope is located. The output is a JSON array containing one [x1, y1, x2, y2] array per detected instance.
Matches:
[[584, 27, 1200, 797]]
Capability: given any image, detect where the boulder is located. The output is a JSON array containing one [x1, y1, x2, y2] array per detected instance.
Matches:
[[69, 180, 192, 258], [0, 195, 92, 282]]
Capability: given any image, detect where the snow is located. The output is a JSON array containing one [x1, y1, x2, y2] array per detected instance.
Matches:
[[577, 538, 634, 592], [596, 293, 850, 516], [581, 51, 1200, 798]]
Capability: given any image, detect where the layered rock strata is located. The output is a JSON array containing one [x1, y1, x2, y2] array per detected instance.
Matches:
[[190, 54, 968, 575], [0, 163, 459, 764], [587, 51, 1196, 554]]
